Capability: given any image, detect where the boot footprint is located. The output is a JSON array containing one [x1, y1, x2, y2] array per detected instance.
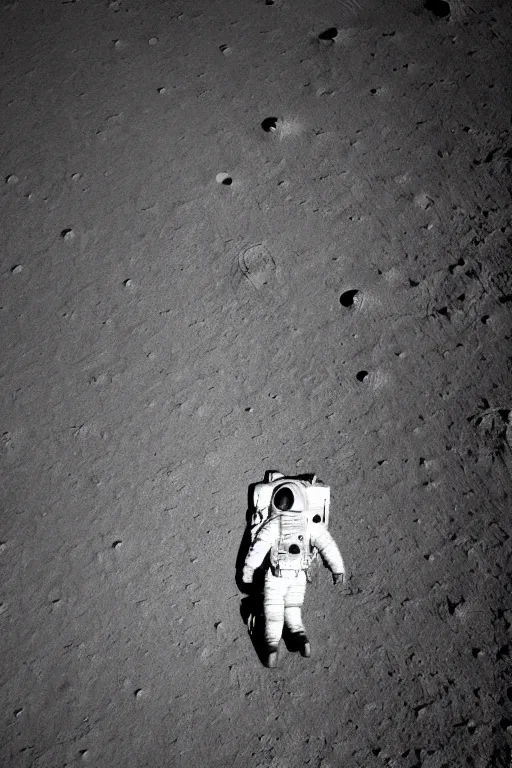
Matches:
[[237, 243, 276, 291]]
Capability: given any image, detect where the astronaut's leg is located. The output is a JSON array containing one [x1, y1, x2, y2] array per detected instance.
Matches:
[[284, 572, 310, 656], [263, 571, 287, 665]]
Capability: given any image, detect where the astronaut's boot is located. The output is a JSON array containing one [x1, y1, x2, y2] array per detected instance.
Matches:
[[291, 632, 311, 658], [266, 645, 279, 668]]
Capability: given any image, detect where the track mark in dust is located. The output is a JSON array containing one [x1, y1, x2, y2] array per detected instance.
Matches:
[[237, 243, 276, 290], [336, 0, 363, 16]]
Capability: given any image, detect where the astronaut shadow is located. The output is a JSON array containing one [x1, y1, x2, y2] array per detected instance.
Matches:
[[239, 591, 268, 665], [236, 484, 269, 665]]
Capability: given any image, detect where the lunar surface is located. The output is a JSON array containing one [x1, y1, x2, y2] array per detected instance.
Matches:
[[1, 0, 511, 766]]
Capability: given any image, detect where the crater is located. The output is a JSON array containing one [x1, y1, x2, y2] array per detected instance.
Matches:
[[261, 117, 278, 132], [339, 289, 360, 308], [425, 0, 450, 17], [216, 173, 233, 185], [318, 27, 338, 41]]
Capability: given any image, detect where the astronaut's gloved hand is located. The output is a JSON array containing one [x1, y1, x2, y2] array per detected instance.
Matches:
[[242, 566, 254, 584], [332, 572, 345, 586]]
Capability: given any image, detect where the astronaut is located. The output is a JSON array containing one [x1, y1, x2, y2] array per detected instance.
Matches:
[[242, 479, 346, 668]]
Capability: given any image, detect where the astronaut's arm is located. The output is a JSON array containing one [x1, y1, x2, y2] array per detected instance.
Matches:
[[311, 525, 346, 581], [242, 522, 275, 583]]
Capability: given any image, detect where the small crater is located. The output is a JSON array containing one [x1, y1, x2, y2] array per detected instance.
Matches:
[[6, 174, 19, 185], [11, 264, 23, 274], [216, 173, 232, 185], [339, 289, 360, 308], [481, 315, 489, 324], [425, 0, 451, 17], [61, 228, 75, 241], [261, 117, 278, 132], [472, 647, 482, 658], [14, 708, 23, 717], [112, 540, 123, 549], [148, 37, 158, 45], [447, 596, 464, 615], [219, 44, 232, 57], [356, 370, 369, 382], [318, 27, 338, 41]]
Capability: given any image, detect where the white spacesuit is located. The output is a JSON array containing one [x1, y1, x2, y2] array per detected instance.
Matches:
[[242, 479, 345, 668]]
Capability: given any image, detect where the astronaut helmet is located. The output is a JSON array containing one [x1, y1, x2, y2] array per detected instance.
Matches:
[[271, 482, 308, 516]]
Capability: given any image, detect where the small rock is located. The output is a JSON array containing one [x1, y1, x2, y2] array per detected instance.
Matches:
[[11, 264, 23, 274]]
